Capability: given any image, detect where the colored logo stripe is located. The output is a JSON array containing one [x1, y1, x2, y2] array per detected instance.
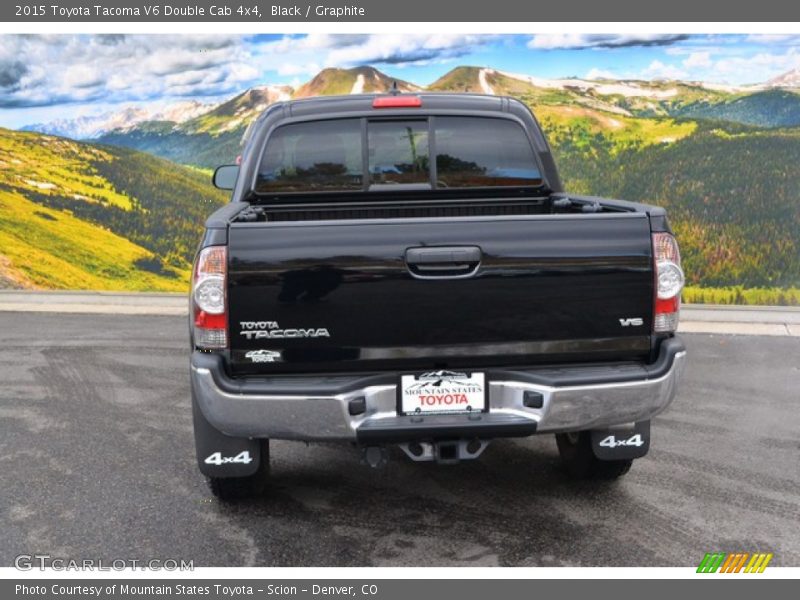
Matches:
[[697, 552, 726, 573], [697, 552, 773, 573], [745, 553, 773, 573], [720, 553, 749, 573]]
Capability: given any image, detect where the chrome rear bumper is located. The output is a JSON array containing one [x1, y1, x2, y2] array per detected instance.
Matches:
[[191, 338, 686, 441]]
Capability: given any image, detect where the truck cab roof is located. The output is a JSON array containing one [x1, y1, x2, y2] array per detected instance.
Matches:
[[284, 92, 509, 116]]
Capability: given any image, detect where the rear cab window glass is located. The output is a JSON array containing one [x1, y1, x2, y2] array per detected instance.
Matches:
[[255, 119, 363, 193], [434, 117, 541, 188], [368, 120, 430, 187], [255, 115, 541, 195]]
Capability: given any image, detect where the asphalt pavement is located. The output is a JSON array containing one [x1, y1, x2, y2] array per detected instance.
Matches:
[[0, 312, 798, 567]]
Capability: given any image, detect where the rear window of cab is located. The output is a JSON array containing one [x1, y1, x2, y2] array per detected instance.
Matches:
[[254, 116, 542, 194]]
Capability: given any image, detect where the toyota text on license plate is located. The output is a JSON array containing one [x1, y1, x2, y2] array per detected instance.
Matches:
[[399, 371, 486, 415]]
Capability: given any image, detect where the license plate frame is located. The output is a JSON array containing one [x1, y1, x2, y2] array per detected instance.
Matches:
[[397, 371, 488, 416]]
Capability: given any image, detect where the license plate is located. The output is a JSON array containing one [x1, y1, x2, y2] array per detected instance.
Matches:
[[398, 370, 486, 415]]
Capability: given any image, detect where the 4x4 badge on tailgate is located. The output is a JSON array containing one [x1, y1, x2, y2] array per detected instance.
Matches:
[[245, 349, 282, 363]]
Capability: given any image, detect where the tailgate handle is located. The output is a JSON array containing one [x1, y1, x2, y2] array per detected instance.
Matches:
[[405, 246, 482, 279]]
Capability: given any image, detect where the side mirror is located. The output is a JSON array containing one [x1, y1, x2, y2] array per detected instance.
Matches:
[[213, 165, 239, 190]]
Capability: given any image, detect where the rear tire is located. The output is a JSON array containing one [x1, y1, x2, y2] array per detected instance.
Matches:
[[207, 440, 270, 501], [556, 432, 632, 480]]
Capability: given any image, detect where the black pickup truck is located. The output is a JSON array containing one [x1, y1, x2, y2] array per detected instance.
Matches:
[[190, 92, 687, 500]]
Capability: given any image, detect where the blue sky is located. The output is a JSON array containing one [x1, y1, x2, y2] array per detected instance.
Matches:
[[1, 33, 799, 128]]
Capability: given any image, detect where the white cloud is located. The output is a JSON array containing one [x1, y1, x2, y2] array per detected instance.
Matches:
[[664, 42, 800, 84], [227, 63, 260, 82], [641, 60, 687, 80], [745, 34, 800, 45], [275, 62, 321, 77], [1, 34, 260, 108], [588, 47, 800, 85], [258, 33, 492, 70], [1, 33, 496, 109], [712, 48, 800, 76], [326, 34, 487, 66], [268, 34, 370, 54], [528, 34, 687, 50], [62, 65, 103, 88], [683, 52, 713, 69]]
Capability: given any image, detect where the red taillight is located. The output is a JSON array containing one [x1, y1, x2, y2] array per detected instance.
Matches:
[[372, 96, 422, 108], [192, 246, 227, 349], [652, 233, 685, 333], [194, 311, 226, 329]]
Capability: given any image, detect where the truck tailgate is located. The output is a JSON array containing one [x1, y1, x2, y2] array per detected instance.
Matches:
[[227, 214, 654, 374]]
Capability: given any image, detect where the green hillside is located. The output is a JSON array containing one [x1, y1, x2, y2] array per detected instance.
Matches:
[[98, 127, 242, 169], [541, 117, 800, 292], [0, 128, 226, 291], [428, 66, 487, 93], [673, 90, 800, 128]]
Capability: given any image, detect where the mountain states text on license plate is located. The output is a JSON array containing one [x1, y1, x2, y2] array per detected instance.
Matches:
[[399, 371, 486, 415]]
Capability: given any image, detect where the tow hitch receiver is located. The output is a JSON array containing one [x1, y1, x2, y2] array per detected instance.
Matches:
[[399, 439, 489, 464], [591, 421, 651, 460]]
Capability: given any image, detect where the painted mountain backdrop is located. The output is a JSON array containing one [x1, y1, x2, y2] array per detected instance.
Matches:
[[4, 65, 800, 304]]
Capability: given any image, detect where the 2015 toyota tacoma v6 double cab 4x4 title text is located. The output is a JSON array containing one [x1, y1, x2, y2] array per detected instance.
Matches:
[[190, 92, 687, 500]]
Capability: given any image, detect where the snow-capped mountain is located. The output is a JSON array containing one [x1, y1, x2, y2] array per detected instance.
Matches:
[[495, 68, 684, 98], [766, 69, 800, 88], [23, 64, 800, 171], [23, 100, 217, 139], [179, 85, 293, 135], [151, 100, 217, 123]]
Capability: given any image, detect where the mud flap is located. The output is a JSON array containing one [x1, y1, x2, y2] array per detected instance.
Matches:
[[192, 393, 261, 478], [590, 421, 650, 461]]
